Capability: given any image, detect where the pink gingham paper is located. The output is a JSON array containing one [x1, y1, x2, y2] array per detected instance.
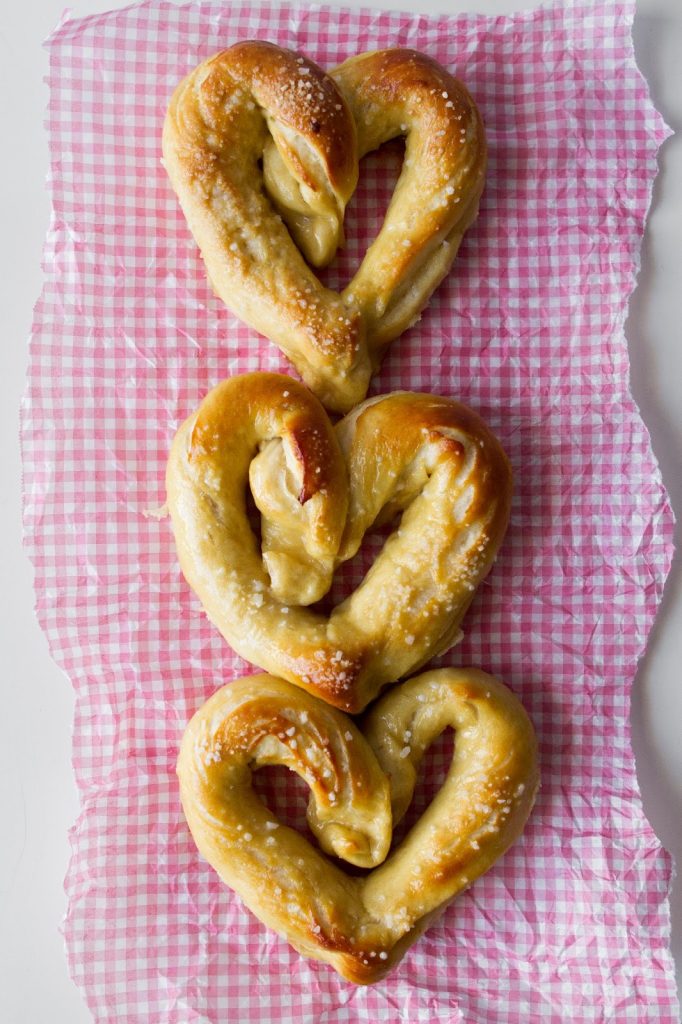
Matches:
[[21, 0, 678, 1020]]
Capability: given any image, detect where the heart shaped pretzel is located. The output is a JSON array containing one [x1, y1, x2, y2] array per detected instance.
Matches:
[[162, 41, 486, 412], [177, 668, 538, 984], [166, 373, 512, 713]]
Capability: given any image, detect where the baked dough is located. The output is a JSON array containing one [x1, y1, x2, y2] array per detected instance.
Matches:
[[166, 372, 512, 712], [177, 668, 538, 983], [162, 41, 486, 412]]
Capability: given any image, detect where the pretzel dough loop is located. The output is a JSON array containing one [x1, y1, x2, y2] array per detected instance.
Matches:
[[171, 372, 348, 609]]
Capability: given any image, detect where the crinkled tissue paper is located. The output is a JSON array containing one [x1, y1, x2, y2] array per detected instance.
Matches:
[[21, 0, 679, 1020]]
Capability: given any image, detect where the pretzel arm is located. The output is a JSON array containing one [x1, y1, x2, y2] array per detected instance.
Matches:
[[162, 41, 370, 412], [177, 675, 392, 972], [329, 392, 512, 705], [360, 668, 539, 970], [331, 49, 487, 354]]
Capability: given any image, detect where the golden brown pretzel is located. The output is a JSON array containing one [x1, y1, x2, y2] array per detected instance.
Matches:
[[166, 373, 512, 712], [177, 668, 538, 983], [162, 42, 486, 412]]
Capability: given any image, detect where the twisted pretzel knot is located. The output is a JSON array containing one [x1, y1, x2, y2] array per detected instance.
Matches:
[[162, 41, 486, 412], [166, 373, 512, 713], [178, 668, 538, 984]]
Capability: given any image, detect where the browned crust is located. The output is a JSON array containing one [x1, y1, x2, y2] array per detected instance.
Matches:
[[349, 391, 513, 554], [280, 645, 369, 715], [188, 372, 346, 506], [170, 40, 358, 203], [225, 40, 358, 199]]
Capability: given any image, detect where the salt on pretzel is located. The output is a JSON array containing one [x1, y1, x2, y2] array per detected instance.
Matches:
[[166, 373, 512, 713], [328, 48, 486, 358], [162, 42, 486, 412], [177, 668, 539, 984]]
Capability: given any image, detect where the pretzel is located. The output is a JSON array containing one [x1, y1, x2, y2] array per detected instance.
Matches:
[[166, 373, 512, 713], [162, 41, 486, 412], [177, 668, 538, 984]]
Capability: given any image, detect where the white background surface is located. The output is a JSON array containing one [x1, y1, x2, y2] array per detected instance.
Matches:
[[1, 0, 680, 1021]]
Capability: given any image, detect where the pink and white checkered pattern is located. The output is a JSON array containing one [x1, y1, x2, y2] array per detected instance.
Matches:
[[22, 0, 677, 1020]]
